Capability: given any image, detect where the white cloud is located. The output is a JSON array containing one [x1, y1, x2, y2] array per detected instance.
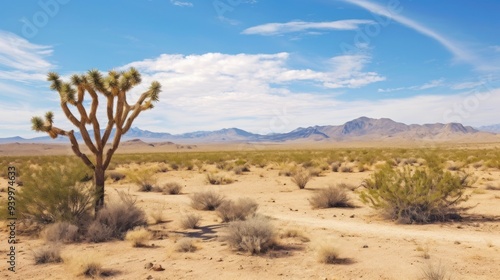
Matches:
[[0, 31, 53, 74], [418, 78, 444, 90], [378, 78, 444, 93], [170, 0, 193, 7], [341, 0, 484, 69], [242, 20, 374, 35], [115, 52, 385, 134], [451, 81, 486, 90]]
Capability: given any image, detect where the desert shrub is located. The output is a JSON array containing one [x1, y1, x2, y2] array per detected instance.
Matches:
[[233, 164, 251, 175], [308, 167, 322, 177], [216, 198, 258, 222], [310, 185, 353, 209], [224, 216, 276, 254], [127, 168, 158, 192], [42, 222, 79, 243], [162, 182, 183, 195], [331, 162, 341, 172], [339, 165, 353, 173], [180, 213, 201, 229], [170, 162, 180, 170], [106, 170, 126, 182], [190, 191, 226, 210], [87, 191, 147, 242], [317, 244, 340, 264], [206, 173, 233, 185], [87, 222, 114, 243], [149, 207, 165, 224], [485, 184, 500, 191], [291, 169, 311, 189], [13, 160, 94, 225], [175, 238, 197, 252], [472, 161, 483, 169], [278, 165, 297, 177], [125, 227, 152, 247], [421, 262, 449, 280], [447, 161, 463, 171], [69, 255, 104, 278], [33, 245, 62, 264], [360, 164, 472, 224], [279, 228, 310, 242]]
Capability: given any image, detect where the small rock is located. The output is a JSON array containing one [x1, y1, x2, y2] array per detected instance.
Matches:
[[146, 275, 153, 280], [363, 245, 369, 248], [152, 264, 165, 271], [144, 262, 153, 270], [350, 214, 355, 218]]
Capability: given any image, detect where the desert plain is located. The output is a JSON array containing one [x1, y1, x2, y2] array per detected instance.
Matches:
[[0, 140, 499, 280]]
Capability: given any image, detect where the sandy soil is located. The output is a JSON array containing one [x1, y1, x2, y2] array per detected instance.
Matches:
[[1, 156, 499, 280]]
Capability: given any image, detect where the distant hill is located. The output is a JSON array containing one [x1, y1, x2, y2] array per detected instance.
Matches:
[[477, 124, 500, 133], [1, 117, 493, 144]]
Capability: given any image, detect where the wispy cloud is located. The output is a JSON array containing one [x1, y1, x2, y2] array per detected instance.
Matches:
[[0, 31, 53, 75], [451, 81, 486, 90], [378, 78, 444, 93], [170, 0, 193, 7], [242, 20, 374, 35], [341, 0, 483, 69]]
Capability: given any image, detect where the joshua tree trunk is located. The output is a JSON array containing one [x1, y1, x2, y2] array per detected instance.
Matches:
[[31, 68, 161, 214], [94, 164, 105, 213]]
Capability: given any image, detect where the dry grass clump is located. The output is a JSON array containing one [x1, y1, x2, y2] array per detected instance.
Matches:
[[206, 173, 234, 185], [278, 164, 297, 176], [216, 198, 258, 222], [106, 170, 126, 182], [233, 164, 251, 175], [331, 162, 341, 172], [175, 238, 198, 252], [446, 161, 464, 171], [180, 213, 201, 229], [317, 244, 341, 264], [339, 165, 353, 173], [162, 182, 183, 195], [127, 168, 158, 192], [149, 207, 165, 224], [279, 228, 310, 242], [291, 169, 311, 189], [190, 191, 226, 211], [87, 191, 147, 242], [485, 184, 500, 191], [472, 161, 483, 169], [125, 227, 153, 247], [67, 254, 105, 278], [307, 167, 323, 177], [42, 222, 79, 243], [310, 184, 354, 209], [33, 245, 62, 264], [420, 262, 449, 280], [224, 215, 276, 254]]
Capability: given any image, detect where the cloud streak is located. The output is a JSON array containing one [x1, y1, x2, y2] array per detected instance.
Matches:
[[341, 0, 484, 69], [378, 79, 445, 93], [242, 20, 374, 35], [170, 0, 193, 7], [0, 31, 53, 73]]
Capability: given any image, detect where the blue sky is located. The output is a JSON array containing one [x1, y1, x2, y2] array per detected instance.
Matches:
[[1, 0, 499, 138]]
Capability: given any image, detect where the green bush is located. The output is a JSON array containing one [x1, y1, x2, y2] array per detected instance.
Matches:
[[13, 160, 94, 225], [360, 164, 472, 224]]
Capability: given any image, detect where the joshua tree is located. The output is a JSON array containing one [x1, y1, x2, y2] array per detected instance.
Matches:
[[31, 68, 161, 213]]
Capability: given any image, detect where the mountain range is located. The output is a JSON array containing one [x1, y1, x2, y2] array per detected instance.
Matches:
[[1, 117, 497, 144]]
